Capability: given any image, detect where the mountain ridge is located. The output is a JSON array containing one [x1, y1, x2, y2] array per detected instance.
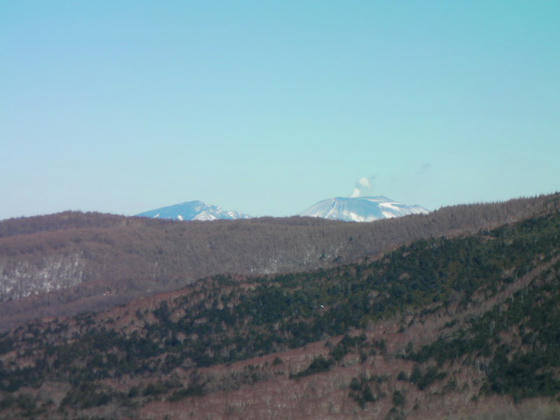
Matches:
[[1, 207, 560, 418], [0, 193, 558, 332], [137, 200, 250, 221], [299, 195, 429, 222], [136, 195, 429, 223]]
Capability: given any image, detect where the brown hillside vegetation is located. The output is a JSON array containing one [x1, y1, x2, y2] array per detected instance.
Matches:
[[0, 193, 558, 331], [0, 208, 560, 418]]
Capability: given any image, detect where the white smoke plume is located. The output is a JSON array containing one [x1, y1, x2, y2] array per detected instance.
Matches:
[[350, 176, 375, 197]]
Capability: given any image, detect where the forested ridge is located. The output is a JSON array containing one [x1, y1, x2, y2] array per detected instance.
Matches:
[[1, 193, 559, 333], [1, 207, 560, 418]]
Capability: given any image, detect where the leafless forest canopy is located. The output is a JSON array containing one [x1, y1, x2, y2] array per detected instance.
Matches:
[[0, 193, 558, 331], [0, 194, 560, 419]]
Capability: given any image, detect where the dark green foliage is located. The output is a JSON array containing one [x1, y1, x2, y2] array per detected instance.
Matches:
[[386, 406, 406, 420], [61, 382, 115, 409], [485, 348, 560, 401], [1, 211, 560, 408], [292, 355, 333, 378], [127, 386, 140, 398], [350, 377, 361, 391], [0, 362, 45, 392], [373, 339, 387, 354], [167, 374, 206, 401], [153, 301, 172, 326], [409, 259, 560, 400], [272, 356, 283, 366], [443, 378, 457, 393], [143, 380, 179, 397], [348, 374, 384, 408], [393, 390, 405, 407], [408, 366, 446, 390], [0, 393, 39, 417], [0, 333, 14, 355], [405, 342, 413, 355], [330, 334, 367, 361], [409, 366, 422, 385], [168, 384, 205, 401]]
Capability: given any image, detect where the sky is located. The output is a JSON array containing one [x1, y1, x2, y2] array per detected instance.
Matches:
[[1, 1, 559, 220]]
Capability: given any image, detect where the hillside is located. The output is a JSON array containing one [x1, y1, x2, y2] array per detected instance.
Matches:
[[0, 208, 560, 418], [0, 194, 559, 331]]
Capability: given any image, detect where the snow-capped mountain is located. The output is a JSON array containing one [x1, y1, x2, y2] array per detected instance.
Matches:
[[299, 196, 429, 222], [137, 201, 250, 221]]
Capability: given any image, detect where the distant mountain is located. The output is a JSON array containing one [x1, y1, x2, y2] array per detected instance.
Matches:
[[137, 200, 250, 221], [300, 195, 429, 222]]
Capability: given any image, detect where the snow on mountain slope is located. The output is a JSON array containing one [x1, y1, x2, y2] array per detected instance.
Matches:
[[137, 201, 250, 221], [299, 196, 428, 222]]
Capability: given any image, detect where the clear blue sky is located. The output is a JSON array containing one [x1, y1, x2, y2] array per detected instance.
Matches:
[[1, 1, 559, 219]]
